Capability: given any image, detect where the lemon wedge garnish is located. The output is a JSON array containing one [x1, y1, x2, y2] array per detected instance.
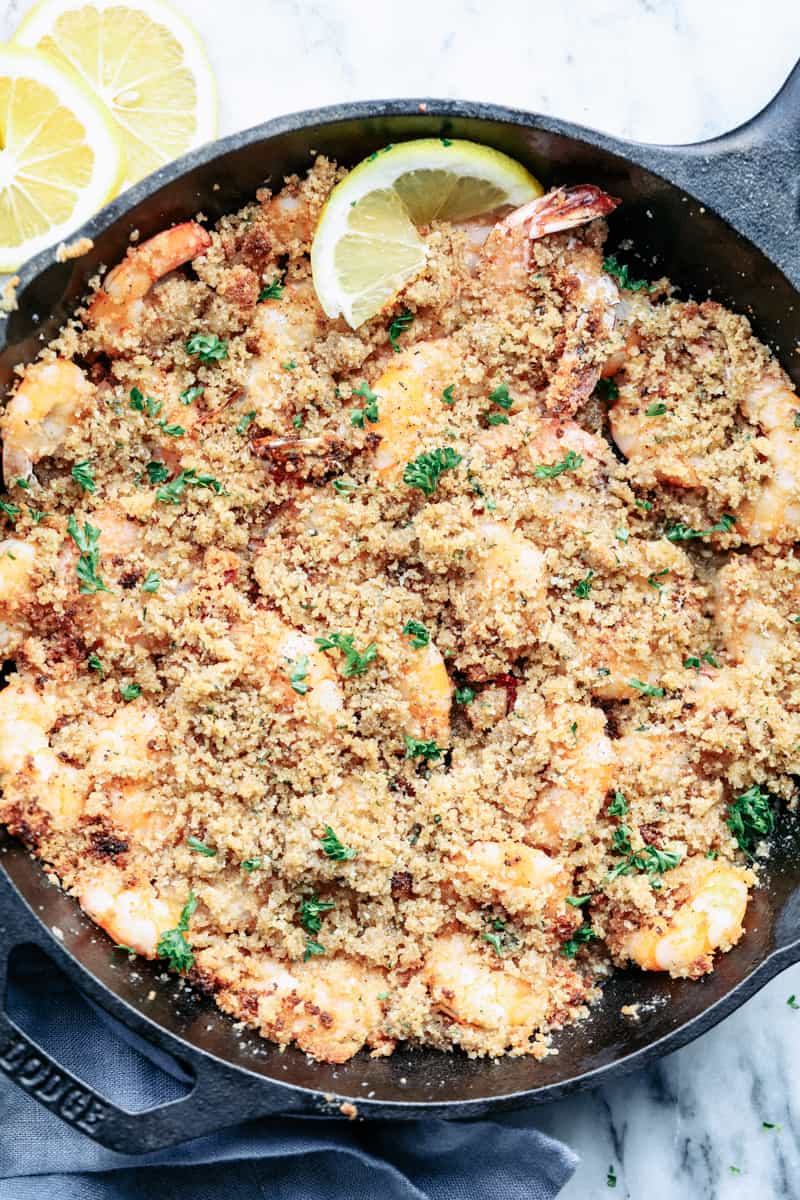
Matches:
[[0, 45, 124, 272], [311, 138, 543, 328], [14, 0, 217, 186]]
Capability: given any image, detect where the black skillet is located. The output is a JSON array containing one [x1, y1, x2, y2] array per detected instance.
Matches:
[[0, 62, 799, 1154]]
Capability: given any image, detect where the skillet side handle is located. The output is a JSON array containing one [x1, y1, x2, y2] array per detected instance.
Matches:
[[635, 59, 800, 290], [0, 872, 312, 1153]]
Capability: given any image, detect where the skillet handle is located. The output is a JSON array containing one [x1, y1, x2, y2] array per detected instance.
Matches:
[[630, 59, 800, 290], [0, 869, 314, 1153]]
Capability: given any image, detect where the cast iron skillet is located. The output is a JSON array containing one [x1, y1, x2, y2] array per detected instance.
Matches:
[[0, 63, 799, 1154]]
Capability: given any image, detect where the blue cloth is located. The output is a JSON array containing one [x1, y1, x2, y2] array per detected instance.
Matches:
[[0, 946, 578, 1199]]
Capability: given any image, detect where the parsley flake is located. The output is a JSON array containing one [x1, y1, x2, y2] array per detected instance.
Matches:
[[645, 402, 667, 417], [319, 825, 357, 861], [236, 410, 257, 435], [488, 383, 512, 410], [87, 653, 105, 677], [145, 461, 170, 484], [402, 619, 430, 648], [404, 735, 443, 761], [648, 567, 669, 589], [442, 385, 455, 405], [726, 784, 774, 857], [607, 1165, 618, 1188], [180, 384, 204, 405], [156, 468, 224, 504], [120, 683, 141, 702], [314, 631, 376, 677], [156, 892, 197, 972], [186, 333, 228, 362], [0, 499, 20, 524], [298, 893, 335, 935], [67, 516, 110, 594], [288, 654, 309, 695], [187, 836, 216, 857], [608, 791, 628, 816], [141, 570, 160, 594], [258, 276, 284, 302], [304, 939, 325, 961], [240, 857, 262, 872], [534, 449, 584, 479], [595, 378, 619, 402], [26, 505, 48, 525], [402, 447, 462, 496], [454, 686, 475, 705], [561, 923, 599, 958], [574, 569, 595, 598], [388, 308, 413, 352], [788, 994, 799, 1009], [666, 513, 736, 542], [350, 382, 379, 427], [156, 420, 185, 437], [71, 460, 96, 494], [566, 894, 592, 907], [129, 388, 161, 417], [603, 255, 650, 292], [627, 678, 665, 697]]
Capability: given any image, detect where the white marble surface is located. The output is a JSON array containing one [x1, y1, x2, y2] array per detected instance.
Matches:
[[2, 0, 800, 1195]]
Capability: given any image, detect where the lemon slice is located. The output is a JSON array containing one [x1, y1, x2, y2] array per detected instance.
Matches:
[[14, 0, 217, 186], [311, 138, 543, 328], [0, 45, 124, 272]]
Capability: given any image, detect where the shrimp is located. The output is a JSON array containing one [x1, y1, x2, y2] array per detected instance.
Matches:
[[233, 609, 344, 728], [0, 675, 85, 830], [452, 840, 569, 917], [87, 222, 211, 340], [78, 866, 182, 958], [398, 635, 453, 745], [527, 703, 615, 850], [367, 339, 461, 481], [425, 932, 548, 1034], [734, 369, 800, 543], [1, 359, 95, 485], [614, 857, 752, 978], [0, 538, 37, 654], [464, 521, 548, 657], [205, 948, 389, 1063], [477, 185, 620, 411], [246, 277, 329, 426], [714, 547, 800, 669]]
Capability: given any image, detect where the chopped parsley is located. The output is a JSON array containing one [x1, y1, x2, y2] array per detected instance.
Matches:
[[281, 360, 297, 370], [574, 569, 594, 598], [298, 893, 335, 935], [145, 461, 170, 484], [603, 255, 650, 292], [141, 570, 160, 594], [0, 499, 20, 524], [607, 1165, 617, 1188], [703, 649, 719, 667], [402, 447, 462, 497], [608, 791, 628, 816], [26, 505, 49, 525], [180, 384, 204, 404], [156, 892, 197, 972], [684, 655, 701, 669], [648, 567, 669, 589], [615, 528, 629, 544], [332, 477, 358, 495], [350, 382, 379, 427], [156, 420, 185, 437], [288, 654, 309, 695], [607, 844, 682, 884], [67, 516, 110, 594], [534, 449, 583, 479], [71, 460, 96, 494], [488, 383, 512, 409], [442, 385, 456, 405], [258, 276, 284, 302], [612, 825, 632, 855], [566, 894, 592, 907], [561, 923, 599, 958], [762, 1122, 781, 1132], [594, 378, 619, 402], [726, 784, 774, 857], [454, 686, 475, 705], [129, 387, 161, 417], [486, 411, 510, 426], [293, 413, 304, 428], [666, 513, 736, 542], [119, 683, 141, 702], [788, 995, 799, 1010], [388, 308, 413, 351], [240, 857, 262, 872], [156, 468, 225, 504], [314, 631, 376, 677], [645, 402, 667, 417], [186, 333, 228, 362], [87, 653, 105, 677], [319, 825, 357, 861], [304, 939, 325, 961], [187, 836, 216, 857], [627, 678, 665, 697], [236, 411, 257, 435], [402, 619, 430, 648], [404, 734, 443, 761]]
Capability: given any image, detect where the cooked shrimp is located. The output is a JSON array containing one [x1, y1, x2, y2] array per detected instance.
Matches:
[[398, 636, 452, 745], [615, 857, 752, 977], [714, 548, 800, 668], [87, 222, 211, 339], [452, 840, 569, 916], [425, 932, 548, 1033], [207, 949, 388, 1063], [466, 521, 548, 654], [78, 865, 182, 957], [234, 609, 344, 728], [0, 539, 37, 654], [0, 675, 85, 829], [528, 704, 615, 850], [246, 277, 328, 426], [1, 359, 95, 485], [734, 369, 800, 543], [477, 185, 620, 411], [368, 339, 461, 481]]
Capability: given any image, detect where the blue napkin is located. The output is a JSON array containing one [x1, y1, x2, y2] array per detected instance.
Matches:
[[0, 946, 578, 1199]]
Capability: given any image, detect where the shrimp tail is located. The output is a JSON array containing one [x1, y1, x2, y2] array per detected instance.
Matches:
[[506, 185, 620, 240]]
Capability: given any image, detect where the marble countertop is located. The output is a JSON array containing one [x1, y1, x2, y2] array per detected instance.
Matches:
[[2, 0, 800, 1194]]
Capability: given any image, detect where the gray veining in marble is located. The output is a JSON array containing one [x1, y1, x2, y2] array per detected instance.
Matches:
[[1, 0, 800, 1194]]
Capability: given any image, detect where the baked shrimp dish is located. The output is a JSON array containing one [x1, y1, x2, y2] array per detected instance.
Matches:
[[0, 140, 796, 1064]]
